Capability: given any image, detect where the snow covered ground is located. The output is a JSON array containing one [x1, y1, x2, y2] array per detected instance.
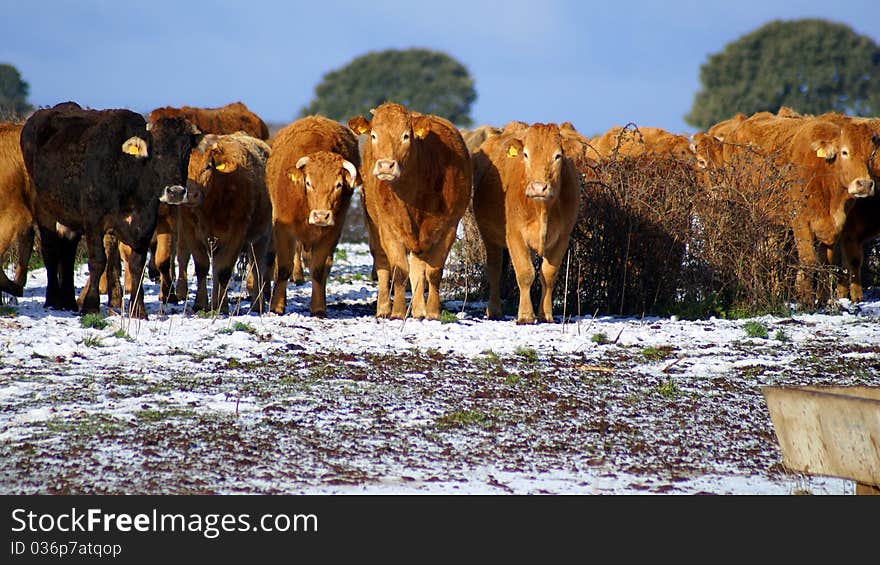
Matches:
[[1, 242, 878, 495]]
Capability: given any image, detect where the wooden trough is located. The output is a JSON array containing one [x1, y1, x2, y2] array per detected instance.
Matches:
[[762, 385, 880, 495]]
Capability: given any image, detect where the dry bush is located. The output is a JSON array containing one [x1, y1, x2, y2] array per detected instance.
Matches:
[[686, 151, 802, 314], [425, 127, 838, 318], [561, 152, 699, 317]]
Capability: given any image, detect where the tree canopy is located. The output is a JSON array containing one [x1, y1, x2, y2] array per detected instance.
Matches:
[[0, 64, 34, 121], [685, 19, 880, 130], [299, 48, 477, 127]]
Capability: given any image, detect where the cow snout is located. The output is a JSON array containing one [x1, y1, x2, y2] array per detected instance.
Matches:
[[848, 178, 875, 198], [309, 210, 334, 227], [372, 159, 401, 182], [525, 181, 552, 200], [160, 185, 188, 205]]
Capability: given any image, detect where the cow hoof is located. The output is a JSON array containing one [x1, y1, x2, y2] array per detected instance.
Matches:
[[310, 311, 327, 318], [516, 317, 536, 325]]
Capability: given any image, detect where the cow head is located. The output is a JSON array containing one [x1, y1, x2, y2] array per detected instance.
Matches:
[[505, 123, 566, 201], [691, 131, 725, 170], [145, 117, 201, 205], [287, 151, 358, 227], [184, 134, 255, 206], [803, 120, 876, 199], [348, 103, 429, 183]]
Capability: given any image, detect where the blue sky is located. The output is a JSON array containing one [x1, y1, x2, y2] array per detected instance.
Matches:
[[2, 1, 877, 136]]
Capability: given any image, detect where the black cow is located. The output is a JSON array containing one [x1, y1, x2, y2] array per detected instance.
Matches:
[[20, 101, 200, 319]]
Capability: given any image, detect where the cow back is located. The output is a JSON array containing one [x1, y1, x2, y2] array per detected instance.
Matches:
[[149, 101, 270, 140]]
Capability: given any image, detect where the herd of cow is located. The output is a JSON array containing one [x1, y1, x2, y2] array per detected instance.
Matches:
[[0, 100, 878, 325]]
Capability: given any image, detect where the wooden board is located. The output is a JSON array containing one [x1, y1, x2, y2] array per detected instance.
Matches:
[[762, 386, 880, 488]]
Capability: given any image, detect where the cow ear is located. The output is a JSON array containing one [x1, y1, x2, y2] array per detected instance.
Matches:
[[122, 136, 149, 159], [213, 159, 237, 173], [209, 141, 238, 173], [811, 140, 837, 160], [348, 116, 370, 135], [505, 139, 524, 158], [342, 159, 358, 186], [197, 134, 219, 152], [412, 116, 431, 140], [287, 167, 303, 184]]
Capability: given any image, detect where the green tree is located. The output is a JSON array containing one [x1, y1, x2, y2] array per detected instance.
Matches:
[[300, 48, 477, 127], [0, 64, 34, 121], [686, 19, 880, 131]]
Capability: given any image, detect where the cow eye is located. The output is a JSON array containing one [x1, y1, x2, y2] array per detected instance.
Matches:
[[402, 132, 410, 142], [336, 182, 343, 190], [841, 149, 849, 158], [554, 153, 562, 161], [523, 151, 529, 160], [370, 133, 377, 142], [305, 179, 312, 190]]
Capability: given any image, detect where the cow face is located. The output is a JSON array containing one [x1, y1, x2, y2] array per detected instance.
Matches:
[[807, 121, 876, 199], [185, 135, 251, 205], [349, 103, 428, 183], [505, 124, 565, 201], [147, 117, 201, 205], [289, 151, 357, 227]]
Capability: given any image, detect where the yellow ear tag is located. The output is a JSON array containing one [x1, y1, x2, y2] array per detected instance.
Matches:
[[414, 127, 427, 139], [357, 124, 369, 134], [125, 144, 140, 155], [215, 162, 227, 172], [816, 147, 827, 158], [288, 171, 301, 183], [507, 145, 519, 157]]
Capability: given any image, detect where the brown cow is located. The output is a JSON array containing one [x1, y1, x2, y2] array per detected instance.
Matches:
[[588, 125, 695, 163], [814, 113, 880, 302], [472, 122, 580, 323], [147, 101, 271, 301], [348, 102, 472, 320], [149, 101, 270, 140], [266, 115, 360, 316], [460, 124, 502, 153], [722, 113, 878, 302], [178, 132, 273, 314], [0, 122, 35, 298]]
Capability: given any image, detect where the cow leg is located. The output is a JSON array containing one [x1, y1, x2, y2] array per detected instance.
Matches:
[[537, 245, 566, 323], [38, 226, 63, 309], [104, 235, 123, 312], [211, 244, 240, 315], [246, 237, 272, 314], [506, 234, 536, 324], [0, 225, 27, 297], [0, 223, 33, 296], [308, 242, 334, 317], [370, 243, 393, 319], [58, 234, 80, 311], [838, 233, 864, 303], [408, 256, 427, 319], [80, 231, 107, 315], [793, 226, 818, 306], [154, 230, 177, 304], [293, 240, 306, 285], [190, 243, 211, 313], [484, 241, 505, 320], [175, 237, 190, 302], [270, 228, 295, 315], [422, 229, 457, 320], [123, 244, 149, 320], [12, 226, 34, 291], [383, 239, 409, 320]]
